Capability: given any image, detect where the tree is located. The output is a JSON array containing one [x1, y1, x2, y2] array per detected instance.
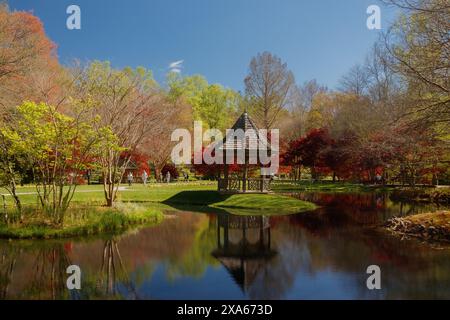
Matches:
[[197, 84, 238, 130], [244, 52, 295, 129], [283, 128, 333, 181], [380, 123, 448, 186], [166, 74, 238, 130], [297, 79, 328, 109], [139, 73, 195, 182], [278, 80, 328, 141], [161, 163, 179, 180], [74, 61, 170, 206], [305, 92, 341, 131], [338, 64, 369, 96], [1, 102, 111, 224], [140, 130, 175, 182], [0, 4, 55, 80], [0, 4, 59, 111], [192, 146, 240, 179], [382, 0, 449, 125], [0, 131, 24, 215]]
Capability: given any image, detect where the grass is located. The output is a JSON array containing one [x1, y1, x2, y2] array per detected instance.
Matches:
[[0, 182, 217, 206], [0, 203, 163, 239], [271, 180, 390, 193], [211, 193, 316, 213], [163, 190, 317, 216], [0, 181, 317, 239]]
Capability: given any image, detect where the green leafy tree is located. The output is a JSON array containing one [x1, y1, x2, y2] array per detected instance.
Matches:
[[1, 101, 114, 224], [166, 74, 239, 130]]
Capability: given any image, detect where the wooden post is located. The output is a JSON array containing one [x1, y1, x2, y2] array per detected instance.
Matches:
[[259, 216, 264, 248], [217, 222, 221, 248], [224, 215, 229, 249], [224, 163, 229, 191], [243, 150, 248, 192]]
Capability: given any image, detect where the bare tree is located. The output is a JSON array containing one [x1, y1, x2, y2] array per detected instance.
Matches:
[[296, 79, 328, 110], [244, 52, 295, 129], [338, 64, 370, 96]]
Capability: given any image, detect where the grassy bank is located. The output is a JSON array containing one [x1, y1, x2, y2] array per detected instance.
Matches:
[[0, 203, 163, 239], [211, 193, 317, 214], [163, 190, 317, 215], [386, 211, 450, 243]]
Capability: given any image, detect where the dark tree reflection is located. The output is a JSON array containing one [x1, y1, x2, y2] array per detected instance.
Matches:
[[97, 239, 138, 299]]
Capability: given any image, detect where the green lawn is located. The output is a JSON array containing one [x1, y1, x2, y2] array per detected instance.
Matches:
[[0, 182, 216, 205], [1, 181, 316, 217], [0, 181, 317, 239], [271, 181, 391, 193], [161, 189, 317, 215], [211, 193, 317, 215]]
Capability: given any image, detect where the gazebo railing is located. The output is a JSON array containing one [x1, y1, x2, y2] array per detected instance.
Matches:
[[218, 177, 271, 192]]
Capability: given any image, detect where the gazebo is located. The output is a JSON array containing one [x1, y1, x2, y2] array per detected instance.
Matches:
[[217, 112, 272, 193], [211, 214, 276, 293]]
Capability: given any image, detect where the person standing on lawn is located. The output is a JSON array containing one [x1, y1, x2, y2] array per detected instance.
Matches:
[[142, 170, 148, 185], [127, 172, 134, 186]]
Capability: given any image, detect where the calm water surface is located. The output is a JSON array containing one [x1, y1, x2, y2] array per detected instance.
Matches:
[[1, 192, 449, 300]]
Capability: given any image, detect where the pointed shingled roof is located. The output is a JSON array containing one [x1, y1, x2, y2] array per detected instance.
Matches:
[[218, 112, 271, 151]]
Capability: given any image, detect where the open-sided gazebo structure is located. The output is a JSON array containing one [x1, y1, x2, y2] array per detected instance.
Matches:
[[212, 214, 276, 293], [217, 112, 272, 193]]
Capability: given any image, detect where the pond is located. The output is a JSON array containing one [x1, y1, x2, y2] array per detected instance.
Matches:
[[1, 191, 449, 300]]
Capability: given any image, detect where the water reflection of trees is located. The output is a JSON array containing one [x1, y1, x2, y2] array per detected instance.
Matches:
[[204, 206, 450, 299], [93, 239, 138, 299], [272, 213, 450, 299], [293, 192, 448, 225], [164, 214, 219, 280], [0, 246, 19, 299], [23, 244, 72, 300], [0, 238, 141, 300], [1, 200, 449, 299]]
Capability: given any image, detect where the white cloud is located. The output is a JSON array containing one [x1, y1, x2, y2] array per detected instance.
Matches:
[[168, 60, 183, 73]]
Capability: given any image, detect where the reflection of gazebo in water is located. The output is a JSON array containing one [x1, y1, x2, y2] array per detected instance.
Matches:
[[212, 214, 276, 292], [217, 112, 272, 193]]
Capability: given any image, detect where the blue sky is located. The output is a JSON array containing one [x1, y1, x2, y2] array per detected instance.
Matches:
[[7, 0, 398, 91]]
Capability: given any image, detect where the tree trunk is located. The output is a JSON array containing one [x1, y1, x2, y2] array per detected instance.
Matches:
[[7, 166, 22, 217]]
